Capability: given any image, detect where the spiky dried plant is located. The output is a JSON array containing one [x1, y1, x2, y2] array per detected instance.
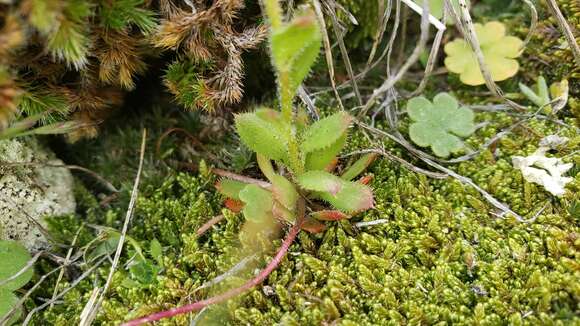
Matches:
[[0, 0, 155, 138], [0, 68, 20, 131], [156, 0, 268, 110], [0, 13, 23, 132]]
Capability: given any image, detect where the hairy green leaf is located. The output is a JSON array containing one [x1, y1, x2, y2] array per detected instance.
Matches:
[[305, 134, 346, 171], [215, 179, 248, 200], [519, 76, 552, 109], [301, 111, 352, 154], [297, 171, 343, 195], [0, 240, 33, 291], [239, 184, 274, 222], [319, 181, 374, 213], [235, 112, 288, 162], [341, 153, 378, 181]]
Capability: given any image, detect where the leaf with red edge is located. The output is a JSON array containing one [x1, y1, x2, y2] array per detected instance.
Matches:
[[319, 180, 374, 213], [301, 217, 327, 234], [297, 170, 343, 195], [311, 210, 349, 221]]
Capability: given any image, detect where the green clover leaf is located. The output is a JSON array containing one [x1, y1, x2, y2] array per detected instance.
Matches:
[[444, 21, 523, 86], [407, 92, 475, 157]]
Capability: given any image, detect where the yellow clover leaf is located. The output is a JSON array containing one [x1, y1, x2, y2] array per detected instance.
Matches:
[[407, 92, 475, 158], [444, 21, 523, 86]]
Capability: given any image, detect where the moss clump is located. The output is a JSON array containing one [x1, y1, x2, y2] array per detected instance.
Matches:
[[31, 104, 579, 325]]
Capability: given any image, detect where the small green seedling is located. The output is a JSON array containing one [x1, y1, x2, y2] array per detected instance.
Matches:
[[407, 92, 475, 158], [519, 76, 569, 114], [444, 21, 523, 86], [0, 240, 34, 325]]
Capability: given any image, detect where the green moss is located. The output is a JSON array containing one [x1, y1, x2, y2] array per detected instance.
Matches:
[[30, 106, 579, 325]]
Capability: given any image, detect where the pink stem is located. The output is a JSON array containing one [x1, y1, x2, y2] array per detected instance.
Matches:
[[212, 168, 271, 188], [122, 216, 304, 326], [195, 214, 225, 236]]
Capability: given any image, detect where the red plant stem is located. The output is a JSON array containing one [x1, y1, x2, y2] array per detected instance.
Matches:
[[212, 168, 271, 188], [195, 214, 225, 236], [122, 215, 305, 326]]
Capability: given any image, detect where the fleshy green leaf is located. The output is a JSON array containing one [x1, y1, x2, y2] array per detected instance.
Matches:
[[87, 232, 120, 262], [297, 171, 343, 195], [257, 154, 276, 181], [235, 112, 288, 162], [536, 76, 550, 106], [519, 82, 544, 107], [319, 180, 374, 213], [0, 288, 20, 325], [215, 179, 248, 200], [271, 175, 298, 211], [0, 240, 33, 291], [412, 0, 468, 20], [406, 93, 475, 158], [305, 134, 346, 171], [519, 76, 557, 112], [301, 111, 352, 154], [239, 184, 274, 222], [341, 153, 378, 181]]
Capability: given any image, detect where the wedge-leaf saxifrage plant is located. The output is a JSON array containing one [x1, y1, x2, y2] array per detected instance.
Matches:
[[122, 1, 375, 325]]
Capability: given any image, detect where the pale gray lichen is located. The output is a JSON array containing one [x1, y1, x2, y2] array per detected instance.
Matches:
[[0, 137, 75, 252]]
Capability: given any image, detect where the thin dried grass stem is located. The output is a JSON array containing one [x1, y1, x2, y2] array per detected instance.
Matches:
[[360, 0, 431, 115], [80, 129, 147, 326], [544, 0, 580, 65], [312, 0, 344, 111], [325, 0, 363, 106]]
